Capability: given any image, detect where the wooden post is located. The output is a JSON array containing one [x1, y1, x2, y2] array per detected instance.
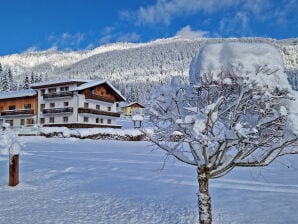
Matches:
[[9, 154, 19, 186]]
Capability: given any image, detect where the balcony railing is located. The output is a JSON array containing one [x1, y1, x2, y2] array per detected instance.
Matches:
[[1, 109, 34, 116], [43, 107, 73, 115], [78, 108, 120, 117], [43, 91, 74, 99], [84, 93, 115, 103]]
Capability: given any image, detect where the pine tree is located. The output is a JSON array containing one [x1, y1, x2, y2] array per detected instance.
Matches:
[[30, 72, 35, 83], [8, 68, 17, 91], [2, 72, 9, 92], [23, 75, 30, 89]]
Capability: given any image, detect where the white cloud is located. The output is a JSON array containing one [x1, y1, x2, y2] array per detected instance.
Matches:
[[121, 0, 236, 26], [120, 0, 296, 38], [218, 11, 250, 37], [24, 45, 39, 53], [99, 35, 113, 45], [175, 26, 209, 39], [117, 32, 140, 42], [47, 32, 85, 49], [98, 27, 140, 45]]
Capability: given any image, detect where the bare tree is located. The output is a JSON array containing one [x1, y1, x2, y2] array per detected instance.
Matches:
[[144, 43, 298, 224]]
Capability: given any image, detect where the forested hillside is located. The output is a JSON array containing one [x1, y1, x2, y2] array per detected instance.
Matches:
[[0, 37, 297, 102]]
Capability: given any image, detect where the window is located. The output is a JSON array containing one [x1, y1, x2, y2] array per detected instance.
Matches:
[[24, 104, 31, 109], [91, 89, 95, 95], [6, 120, 13, 127], [96, 118, 99, 123], [100, 91, 104, 96], [84, 117, 88, 122], [26, 119, 34, 125], [116, 103, 119, 107], [107, 119, 111, 124], [40, 118, 45, 124], [96, 105, 100, 110], [84, 103, 88, 109], [41, 89, 45, 96], [108, 106, 111, 111], [49, 117, 55, 123], [60, 86, 69, 92], [63, 117, 68, 123], [40, 104, 45, 111], [64, 102, 69, 107], [100, 119, 104, 124], [20, 119, 25, 126], [9, 105, 15, 110], [48, 88, 56, 93], [50, 103, 55, 108]]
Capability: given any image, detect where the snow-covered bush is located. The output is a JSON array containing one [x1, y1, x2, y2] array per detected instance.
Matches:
[[0, 123, 22, 165], [145, 42, 298, 224]]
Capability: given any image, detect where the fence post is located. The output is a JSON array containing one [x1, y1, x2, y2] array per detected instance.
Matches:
[[9, 154, 19, 186]]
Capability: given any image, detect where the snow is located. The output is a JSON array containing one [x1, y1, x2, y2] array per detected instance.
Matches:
[[287, 91, 298, 134], [132, 114, 144, 121], [189, 42, 291, 92], [30, 79, 88, 88], [0, 89, 36, 100], [39, 127, 143, 138], [1, 137, 298, 223]]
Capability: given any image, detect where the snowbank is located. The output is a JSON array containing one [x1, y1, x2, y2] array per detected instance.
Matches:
[[39, 127, 144, 141], [189, 42, 291, 91]]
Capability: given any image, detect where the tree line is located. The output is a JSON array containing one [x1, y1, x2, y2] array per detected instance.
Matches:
[[0, 63, 43, 92]]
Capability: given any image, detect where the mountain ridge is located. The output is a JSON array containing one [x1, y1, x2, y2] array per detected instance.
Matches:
[[0, 37, 297, 102]]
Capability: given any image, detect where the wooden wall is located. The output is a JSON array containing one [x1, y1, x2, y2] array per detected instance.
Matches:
[[0, 96, 37, 115], [82, 85, 116, 102]]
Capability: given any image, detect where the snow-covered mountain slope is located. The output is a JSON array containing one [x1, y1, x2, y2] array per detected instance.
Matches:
[[0, 37, 297, 102]]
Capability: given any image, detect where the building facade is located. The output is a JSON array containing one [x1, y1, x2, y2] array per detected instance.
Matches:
[[0, 80, 126, 128], [0, 89, 37, 128], [121, 102, 145, 116]]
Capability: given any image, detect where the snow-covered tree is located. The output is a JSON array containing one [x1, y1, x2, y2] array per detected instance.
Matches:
[[145, 43, 298, 224], [0, 123, 22, 163], [23, 74, 30, 89], [8, 68, 17, 91], [1, 71, 9, 92]]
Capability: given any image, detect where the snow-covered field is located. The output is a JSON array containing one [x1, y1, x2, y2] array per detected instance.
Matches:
[[1, 137, 298, 224]]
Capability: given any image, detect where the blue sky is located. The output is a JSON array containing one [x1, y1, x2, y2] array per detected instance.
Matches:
[[0, 0, 297, 55]]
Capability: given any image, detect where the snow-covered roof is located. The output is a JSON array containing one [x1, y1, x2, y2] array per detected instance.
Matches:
[[189, 42, 291, 91], [73, 80, 126, 101], [121, 102, 144, 108], [0, 89, 36, 100], [30, 79, 89, 88], [132, 114, 144, 121], [73, 80, 106, 91]]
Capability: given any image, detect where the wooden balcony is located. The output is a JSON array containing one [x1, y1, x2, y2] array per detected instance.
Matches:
[[1, 109, 34, 116], [84, 93, 115, 103], [78, 108, 120, 117], [43, 91, 74, 99], [43, 107, 73, 115]]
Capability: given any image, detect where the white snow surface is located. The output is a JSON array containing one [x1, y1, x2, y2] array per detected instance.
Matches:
[[189, 42, 291, 92], [1, 137, 298, 223]]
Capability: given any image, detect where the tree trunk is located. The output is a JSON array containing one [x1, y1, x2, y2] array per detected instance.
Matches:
[[9, 154, 19, 187], [198, 172, 212, 224]]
